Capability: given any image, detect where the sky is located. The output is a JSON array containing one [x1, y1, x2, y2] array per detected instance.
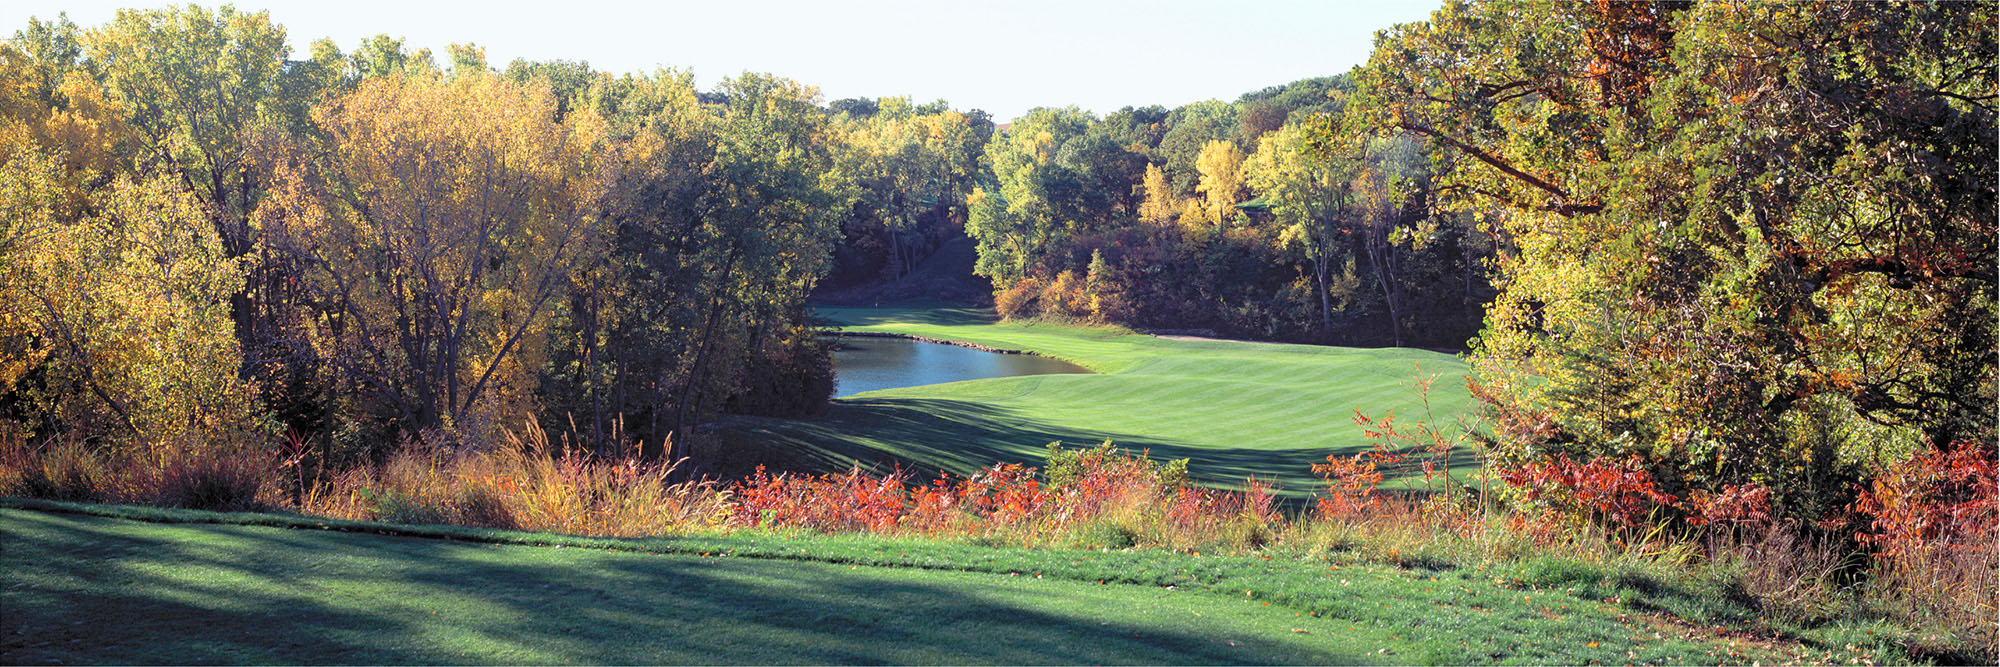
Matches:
[[7, 0, 1443, 121]]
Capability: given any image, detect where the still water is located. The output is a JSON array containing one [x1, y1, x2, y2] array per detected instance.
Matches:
[[828, 336, 1090, 397]]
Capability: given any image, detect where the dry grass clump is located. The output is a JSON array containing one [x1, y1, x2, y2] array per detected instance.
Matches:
[[1, 434, 278, 510], [306, 422, 731, 536], [0, 436, 107, 502], [151, 446, 281, 511]]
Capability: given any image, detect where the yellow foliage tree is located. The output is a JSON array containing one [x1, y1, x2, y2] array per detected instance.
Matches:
[[1138, 162, 1175, 225], [1, 148, 265, 452], [0, 45, 133, 218], [1194, 140, 1246, 225], [255, 71, 605, 442]]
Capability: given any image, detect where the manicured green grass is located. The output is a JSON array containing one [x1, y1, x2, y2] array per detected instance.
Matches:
[[718, 306, 1477, 495], [1, 503, 1825, 665]]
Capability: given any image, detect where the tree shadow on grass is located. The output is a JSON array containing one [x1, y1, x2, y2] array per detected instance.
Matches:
[[812, 305, 1000, 329], [1, 510, 1369, 665], [707, 398, 1482, 502]]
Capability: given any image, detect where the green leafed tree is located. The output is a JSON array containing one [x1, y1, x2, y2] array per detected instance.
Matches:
[[965, 106, 1096, 285], [85, 4, 288, 255], [1353, 0, 1997, 519]]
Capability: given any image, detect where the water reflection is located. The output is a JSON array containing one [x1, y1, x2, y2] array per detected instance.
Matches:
[[828, 336, 1090, 397]]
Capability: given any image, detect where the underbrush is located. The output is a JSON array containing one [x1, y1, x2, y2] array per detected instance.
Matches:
[[1, 436, 282, 511], [2, 424, 1991, 662], [301, 423, 733, 537]]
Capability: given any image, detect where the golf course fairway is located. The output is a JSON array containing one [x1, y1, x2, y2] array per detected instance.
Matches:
[[716, 306, 1477, 494]]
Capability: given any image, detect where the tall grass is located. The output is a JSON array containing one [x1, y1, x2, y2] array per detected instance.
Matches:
[[305, 422, 732, 536], [0, 433, 280, 510]]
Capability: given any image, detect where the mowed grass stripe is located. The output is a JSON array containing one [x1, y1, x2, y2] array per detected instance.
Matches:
[[718, 307, 1475, 494], [1, 509, 1400, 665], [0, 507, 1807, 665]]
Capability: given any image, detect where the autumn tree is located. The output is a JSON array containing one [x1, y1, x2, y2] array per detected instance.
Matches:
[[1, 147, 265, 452], [1246, 122, 1353, 335], [966, 106, 1096, 284], [85, 5, 287, 258], [1137, 163, 1175, 225], [831, 98, 986, 282], [254, 70, 605, 444], [1193, 140, 1246, 226], [542, 70, 842, 457], [657, 72, 842, 449], [1349, 135, 1431, 348], [1155, 100, 1238, 195]]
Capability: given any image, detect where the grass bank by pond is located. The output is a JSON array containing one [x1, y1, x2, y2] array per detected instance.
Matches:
[[715, 307, 1476, 495], [2, 503, 1848, 665]]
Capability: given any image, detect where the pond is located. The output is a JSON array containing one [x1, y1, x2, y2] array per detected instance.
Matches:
[[827, 336, 1091, 397]]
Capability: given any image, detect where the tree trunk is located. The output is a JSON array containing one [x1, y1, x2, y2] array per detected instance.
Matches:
[[1313, 253, 1333, 338], [668, 249, 741, 461], [1365, 234, 1403, 347]]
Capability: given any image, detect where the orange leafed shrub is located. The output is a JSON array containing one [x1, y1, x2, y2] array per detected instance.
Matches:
[[1851, 439, 1998, 655], [1685, 482, 1773, 528], [1041, 270, 1091, 319], [1312, 453, 1384, 519], [1497, 454, 1678, 530], [1854, 439, 1997, 558], [731, 465, 910, 532], [729, 462, 1056, 535], [958, 462, 1050, 525], [994, 277, 1044, 319]]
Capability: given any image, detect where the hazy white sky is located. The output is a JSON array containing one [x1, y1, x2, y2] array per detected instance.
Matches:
[[9, 0, 1442, 121]]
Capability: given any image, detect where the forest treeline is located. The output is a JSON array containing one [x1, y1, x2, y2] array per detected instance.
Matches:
[[0, 6, 976, 463], [2, 1, 1995, 541], [3, 1, 1994, 654], [965, 76, 1492, 348], [0, 4, 1484, 468], [961, 0, 1997, 534]]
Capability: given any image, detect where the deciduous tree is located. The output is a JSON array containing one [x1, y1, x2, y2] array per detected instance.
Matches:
[[255, 71, 606, 443]]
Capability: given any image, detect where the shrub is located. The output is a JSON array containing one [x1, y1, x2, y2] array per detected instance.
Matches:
[[1497, 454, 1679, 532], [956, 462, 1049, 526], [994, 277, 1043, 319], [731, 465, 909, 532], [1312, 452, 1385, 519], [153, 448, 275, 512], [1042, 270, 1090, 318], [1853, 439, 1997, 657], [0, 438, 107, 502], [1043, 441, 1187, 490]]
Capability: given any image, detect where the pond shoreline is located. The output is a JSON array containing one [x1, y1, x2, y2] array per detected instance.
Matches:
[[823, 330, 1031, 355]]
